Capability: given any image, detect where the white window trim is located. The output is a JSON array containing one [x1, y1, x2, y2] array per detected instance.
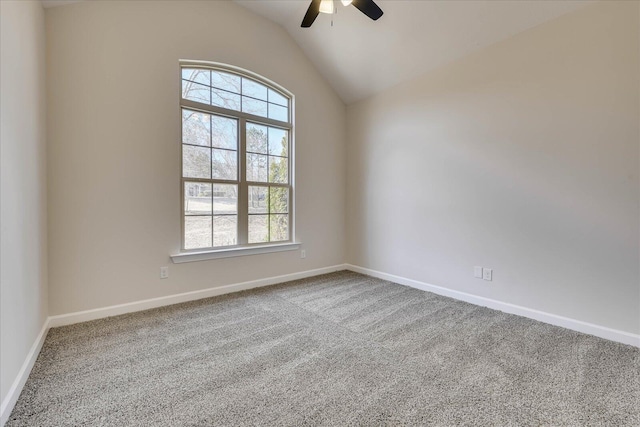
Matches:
[[178, 60, 297, 257], [171, 242, 301, 263]]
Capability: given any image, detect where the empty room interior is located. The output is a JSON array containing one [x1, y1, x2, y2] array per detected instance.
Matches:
[[1, 0, 639, 425]]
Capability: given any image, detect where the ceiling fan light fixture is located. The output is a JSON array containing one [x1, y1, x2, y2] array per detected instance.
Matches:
[[301, 0, 383, 28], [319, 0, 334, 14]]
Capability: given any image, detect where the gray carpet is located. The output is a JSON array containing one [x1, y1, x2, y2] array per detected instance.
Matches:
[[7, 271, 640, 426]]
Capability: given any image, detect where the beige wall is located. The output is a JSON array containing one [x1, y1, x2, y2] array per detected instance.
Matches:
[[46, 0, 346, 315], [1, 0, 636, 409], [38, 0, 640, 335], [0, 0, 48, 405], [347, 1, 640, 334]]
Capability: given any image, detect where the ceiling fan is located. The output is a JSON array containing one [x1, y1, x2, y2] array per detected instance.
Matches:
[[301, 0, 384, 28]]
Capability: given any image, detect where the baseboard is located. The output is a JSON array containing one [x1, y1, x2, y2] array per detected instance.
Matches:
[[48, 264, 348, 328], [346, 264, 640, 348], [0, 318, 50, 426]]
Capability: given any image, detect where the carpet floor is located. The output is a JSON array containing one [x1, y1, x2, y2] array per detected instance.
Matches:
[[7, 271, 640, 426]]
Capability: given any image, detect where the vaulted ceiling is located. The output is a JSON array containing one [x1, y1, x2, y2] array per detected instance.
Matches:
[[42, 0, 593, 104], [235, 0, 592, 103]]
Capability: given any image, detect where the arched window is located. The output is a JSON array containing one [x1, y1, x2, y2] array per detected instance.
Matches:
[[180, 61, 293, 252]]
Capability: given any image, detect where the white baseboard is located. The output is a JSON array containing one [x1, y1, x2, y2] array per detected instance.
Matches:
[[48, 264, 348, 328], [1, 318, 50, 426], [345, 264, 640, 348]]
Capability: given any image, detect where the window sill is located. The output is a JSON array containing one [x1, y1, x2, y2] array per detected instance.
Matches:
[[171, 242, 301, 264]]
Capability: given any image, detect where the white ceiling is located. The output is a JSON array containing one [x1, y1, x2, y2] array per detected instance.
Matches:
[[235, 0, 592, 103], [42, 0, 593, 104]]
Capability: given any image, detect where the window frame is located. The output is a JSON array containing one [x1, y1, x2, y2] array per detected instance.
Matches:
[[179, 60, 295, 254]]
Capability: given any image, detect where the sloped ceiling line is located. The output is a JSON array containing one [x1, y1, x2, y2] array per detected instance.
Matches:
[[42, 0, 592, 104], [235, 0, 592, 104]]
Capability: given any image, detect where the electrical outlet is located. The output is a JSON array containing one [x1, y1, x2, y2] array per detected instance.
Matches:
[[474, 266, 483, 279], [300, 250, 306, 259], [160, 266, 169, 279], [483, 268, 492, 281]]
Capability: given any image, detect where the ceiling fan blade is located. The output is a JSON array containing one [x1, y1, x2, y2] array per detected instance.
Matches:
[[301, 0, 321, 27], [352, 0, 384, 21]]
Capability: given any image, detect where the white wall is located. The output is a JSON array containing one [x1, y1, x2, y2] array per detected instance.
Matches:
[[347, 1, 640, 334], [46, 0, 346, 315], [0, 0, 48, 406]]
